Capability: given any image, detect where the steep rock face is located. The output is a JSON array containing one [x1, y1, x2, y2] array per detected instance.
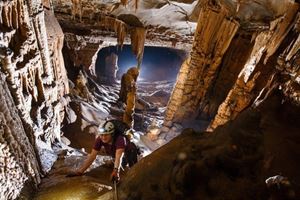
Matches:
[[0, 0, 69, 147], [0, 0, 69, 198], [44, 9, 69, 97], [197, 34, 254, 119], [209, 5, 300, 130], [164, 1, 239, 126], [0, 73, 40, 200], [115, 91, 300, 200], [164, 0, 300, 130]]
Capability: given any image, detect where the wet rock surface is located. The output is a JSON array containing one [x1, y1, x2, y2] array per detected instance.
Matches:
[[33, 151, 116, 200]]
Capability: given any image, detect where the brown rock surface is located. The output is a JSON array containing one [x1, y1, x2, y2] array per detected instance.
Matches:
[[1, 0, 300, 199], [164, 0, 300, 131], [0, 73, 40, 199], [114, 91, 300, 200], [164, 1, 239, 126], [0, 0, 69, 198]]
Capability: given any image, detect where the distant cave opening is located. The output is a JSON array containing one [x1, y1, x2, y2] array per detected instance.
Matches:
[[95, 45, 188, 129], [95, 45, 187, 82]]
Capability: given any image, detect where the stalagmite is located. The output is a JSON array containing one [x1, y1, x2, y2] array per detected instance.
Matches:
[[121, 0, 128, 7], [114, 19, 127, 47], [119, 67, 139, 128]]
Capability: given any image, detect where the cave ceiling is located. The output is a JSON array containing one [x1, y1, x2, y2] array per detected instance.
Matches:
[[52, 0, 295, 46]]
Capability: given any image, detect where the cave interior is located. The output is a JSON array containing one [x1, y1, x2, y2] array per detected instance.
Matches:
[[0, 0, 300, 200]]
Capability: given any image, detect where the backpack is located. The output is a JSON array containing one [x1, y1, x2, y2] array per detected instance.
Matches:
[[108, 119, 130, 139], [107, 119, 139, 167]]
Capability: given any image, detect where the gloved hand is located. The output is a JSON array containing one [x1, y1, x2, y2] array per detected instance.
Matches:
[[66, 171, 83, 177], [110, 168, 120, 183]]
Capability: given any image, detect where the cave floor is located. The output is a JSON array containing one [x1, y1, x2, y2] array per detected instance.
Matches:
[[33, 152, 121, 200]]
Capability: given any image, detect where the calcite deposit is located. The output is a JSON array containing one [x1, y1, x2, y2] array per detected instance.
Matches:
[[0, 0, 299, 199]]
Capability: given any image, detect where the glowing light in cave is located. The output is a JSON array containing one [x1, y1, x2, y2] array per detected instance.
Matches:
[[96, 45, 187, 82]]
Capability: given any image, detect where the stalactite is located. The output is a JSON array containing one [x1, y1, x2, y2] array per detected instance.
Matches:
[[135, 0, 138, 11], [12, 1, 18, 29], [130, 27, 146, 68], [2, 4, 11, 27], [120, 0, 128, 6], [114, 19, 127, 47], [98, 15, 128, 48]]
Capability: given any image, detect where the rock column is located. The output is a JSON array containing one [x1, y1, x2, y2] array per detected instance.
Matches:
[[164, 2, 239, 127]]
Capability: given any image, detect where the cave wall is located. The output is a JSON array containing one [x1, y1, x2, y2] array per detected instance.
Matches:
[[116, 90, 300, 200], [209, 5, 300, 130], [164, 1, 300, 130], [0, 0, 69, 146], [164, 2, 239, 126], [0, 0, 69, 198], [54, 0, 192, 80], [0, 72, 41, 200]]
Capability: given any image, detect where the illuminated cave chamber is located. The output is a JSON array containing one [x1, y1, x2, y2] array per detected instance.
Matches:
[[95, 45, 188, 83], [95, 45, 188, 130]]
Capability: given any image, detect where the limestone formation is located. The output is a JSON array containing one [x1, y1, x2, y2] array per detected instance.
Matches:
[[58, 14, 128, 76], [104, 53, 119, 84], [0, 1, 69, 198], [71, 0, 82, 22], [1, 0, 300, 199], [53, 0, 192, 77], [130, 27, 146, 68], [164, 1, 239, 126], [208, 4, 300, 130], [119, 67, 139, 128], [164, 0, 300, 131], [0, 72, 41, 199]]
